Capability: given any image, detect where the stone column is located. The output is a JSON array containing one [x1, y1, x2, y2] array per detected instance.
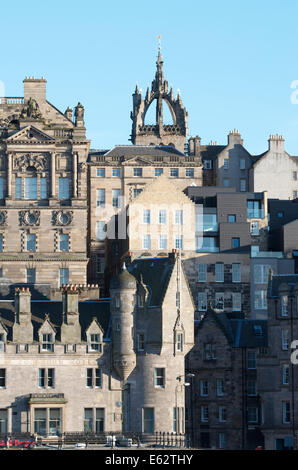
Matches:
[[7, 406, 12, 433], [7, 153, 12, 198], [73, 152, 77, 198], [51, 152, 56, 197]]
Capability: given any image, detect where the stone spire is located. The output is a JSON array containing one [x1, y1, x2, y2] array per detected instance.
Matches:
[[130, 44, 188, 153]]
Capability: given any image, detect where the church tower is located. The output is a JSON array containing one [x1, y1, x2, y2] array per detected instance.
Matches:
[[130, 45, 188, 153]]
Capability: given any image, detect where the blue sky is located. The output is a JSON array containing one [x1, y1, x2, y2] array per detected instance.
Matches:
[[1, 0, 298, 155]]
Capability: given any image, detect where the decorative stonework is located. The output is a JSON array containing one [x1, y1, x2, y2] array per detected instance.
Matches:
[[20, 98, 42, 120], [14, 154, 49, 172], [79, 162, 86, 172], [19, 210, 40, 227], [0, 211, 7, 226], [52, 211, 73, 226]]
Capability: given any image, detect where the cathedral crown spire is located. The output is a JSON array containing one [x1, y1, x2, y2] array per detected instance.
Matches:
[[130, 43, 188, 153]]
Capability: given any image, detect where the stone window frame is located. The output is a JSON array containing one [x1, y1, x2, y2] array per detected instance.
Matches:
[[154, 367, 165, 388], [85, 368, 102, 389], [38, 368, 55, 389]]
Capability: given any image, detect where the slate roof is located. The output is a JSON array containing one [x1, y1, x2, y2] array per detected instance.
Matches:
[[269, 274, 298, 298], [89, 145, 185, 159], [0, 299, 111, 343], [196, 307, 268, 348], [200, 145, 226, 160], [127, 257, 175, 307]]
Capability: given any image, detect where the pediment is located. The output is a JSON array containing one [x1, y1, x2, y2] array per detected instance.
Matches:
[[38, 317, 56, 336], [86, 318, 104, 337], [6, 125, 55, 143]]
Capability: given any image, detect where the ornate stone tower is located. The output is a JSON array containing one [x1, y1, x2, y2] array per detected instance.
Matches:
[[130, 48, 188, 152]]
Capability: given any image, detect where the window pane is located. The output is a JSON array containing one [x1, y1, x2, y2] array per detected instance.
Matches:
[[0, 178, 4, 199], [40, 177, 48, 199], [15, 177, 22, 199], [59, 177, 70, 200], [27, 234, 36, 252], [59, 268, 69, 286], [96, 189, 105, 207], [60, 234, 69, 252], [96, 221, 106, 241], [24, 177, 37, 199], [215, 263, 224, 282], [27, 268, 36, 284]]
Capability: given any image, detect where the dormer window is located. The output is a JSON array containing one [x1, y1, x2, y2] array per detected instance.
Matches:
[[41, 334, 54, 352], [89, 334, 102, 352], [204, 343, 216, 360], [253, 325, 263, 337]]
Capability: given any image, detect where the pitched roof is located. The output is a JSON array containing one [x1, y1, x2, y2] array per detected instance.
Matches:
[[127, 257, 175, 307], [98, 145, 185, 158], [0, 299, 111, 342], [269, 274, 298, 298]]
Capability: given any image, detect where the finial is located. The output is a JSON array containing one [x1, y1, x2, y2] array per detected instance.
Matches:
[[157, 34, 162, 55]]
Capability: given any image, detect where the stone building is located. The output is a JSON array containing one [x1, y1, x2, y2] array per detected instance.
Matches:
[[186, 305, 267, 449], [0, 78, 89, 288], [0, 252, 194, 437], [258, 273, 298, 450]]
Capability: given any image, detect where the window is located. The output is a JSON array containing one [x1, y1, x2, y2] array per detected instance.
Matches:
[[112, 189, 121, 208], [282, 402, 291, 424], [40, 177, 48, 199], [216, 379, 224, 396], [27, 268, 36, 284], [158, 210, 167, 224], [247, 381, 257, 396], [232, 237, 240, 248], [200, 380, 209, 396], [247, 351, 256, 369], [0, 178, 3, 199], [0, 369, 5, 388], [96, 168, 105, 177], [58, 177, 70, 200], [59, 268, 69, 287], [204, 160, 212, 169], [215, 263, 224, 282], [112, 168, 120, 177], [254, 290, 267, 309], [133, 188, 142, 198], [223, 178, 229, 187], [176, 332, 183, 352], [282, 365, 289, 385], [293, 171, 297, 181], [41, 334, 54, 352], [137, 333, 145, 351], [175, 236, 183, 250], [0, 234, 3, 252], [281, 296, 288, 317], [15, 177, 22, 199], [59, 234, 69, 252], [38, 368, 55, 388], [186, 168, 194, 178], [204, 343, 216, 360], [154, 368, 165, 388], [251, 221, 259, 235], [24, 177, 37, 199], [96, 255, 105, 274], [0, 410, 7, 433], [232, 263, 241, 282], [84, 408, 93, 432], [175, 210, 183, 225], [247, 200, 263, 218], [96, 221, 106, 241], [170, 168, 178, 178], [155, 168, 163, 177], [196, 237, 219, 253], [96, 189, 105, 208], [34, 408, 47, 436], [143, 210, 151, 224], [96, 408, 104, 432], [215, 292, 224, 310], [223, 158, 229, 169], [218, 406, 226, 422], [198, 264, 207, 282], [228, 214, 236, 223], [218, 432, 227, 449], [232, 293, 242, 311], [247, 407, 258, 423], [240, 159, 245, 170], [159, 235, 167, 250], [133, 168, 142, 177], [201, 406, 209, 422], [198, 292, 207, 311], [253, 325, 263, 336], [282, 329, 289, 350], [90, 334, 101, 352], [240, 179, 246, 192], [25, 233, 36, 252], [143, 234, 151, 250], [143, 408, 154, 433], [254, 264, 271, 284], [86, 368, 102, 388]]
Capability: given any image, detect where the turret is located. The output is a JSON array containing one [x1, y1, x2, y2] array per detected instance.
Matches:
[[61, 285, 81, 343], [13, 287, 33, 343], [110, 264, 137, 381]]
